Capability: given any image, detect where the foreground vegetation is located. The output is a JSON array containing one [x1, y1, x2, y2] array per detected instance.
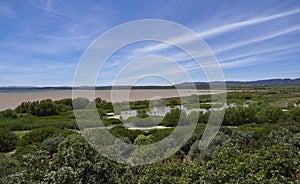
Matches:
[[0, 88, 300, 183]]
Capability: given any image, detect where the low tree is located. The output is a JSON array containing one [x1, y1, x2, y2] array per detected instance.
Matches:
[[134, 135, 154, 145], [162, 108, 189, 127], [0, 129, 18, 152], [1, 109, 18, 119], [72, 97, 90, 110], [290, 107, 300, 123], [40, 136, 64, 154]]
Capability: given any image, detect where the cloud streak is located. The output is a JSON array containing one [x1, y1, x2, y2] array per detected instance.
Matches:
[[199, 8, 300, 38]]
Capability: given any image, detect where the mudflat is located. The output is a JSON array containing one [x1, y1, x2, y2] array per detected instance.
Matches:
[[0, 89, 224, 111]]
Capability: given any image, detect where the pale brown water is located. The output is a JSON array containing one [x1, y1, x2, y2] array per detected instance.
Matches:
[[0, 89, 225, 111]]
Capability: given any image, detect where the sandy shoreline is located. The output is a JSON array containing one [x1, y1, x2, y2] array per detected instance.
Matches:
[[0, 89, 226, 111]]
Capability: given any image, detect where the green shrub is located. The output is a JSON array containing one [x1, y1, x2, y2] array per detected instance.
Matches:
[[54, 98, 73, 109], [256, 107, 285, 124], [0, 153, 19, 180], [0, 129, 18, 152], [109, 126, 141, 143], [33, 99, 59, 116], [102, 118, 122, 125], [18, 127, 74, 148], [133, 134, 154, 145], [41, 136, 64, 154], [161, 108, 189, 127], [188, 132, 230, 161], [127, 116, 163, 127], [290, 107, 300, 123], [223, 106, 256, 126], [1, 109, 18, 119], [72, 97, 90, 110]]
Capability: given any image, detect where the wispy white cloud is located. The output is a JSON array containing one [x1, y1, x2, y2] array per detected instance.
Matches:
[[219, 43, 300, 63], [199, 8, 300, 38], [121, 8, 300, 64], [214, 24, 300, 54]]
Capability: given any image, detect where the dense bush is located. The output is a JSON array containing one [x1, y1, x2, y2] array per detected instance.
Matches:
[[0, 129, 18, 152], [223, 106, 256, 125], [206, 143, 300, 183], [188, 132, 230, 161], [33, 99, 59, 116], [161, 108, 189, 127], [127, 116, 163, 127], [290, 107, 300, 122], [0, 109, 17, 119], [54, 98, 73, 109], [109, 126, 141, 143], [136, 109, 149, 119], [95, 98, 113, 110], [72, 97, 90, 110], [188, 111, 209, 124], [256, 107, 285, 124], [50, 134, 120, 183], [129, 100, 149, 110], [17, 127, 75, 148], [14, 101, 31, 114], [133, 134, 154, 145], [102, 118, 123, 125], [0, 153, 19, 180], [40, 136, 64, 154], [15, 99, 68, 116]]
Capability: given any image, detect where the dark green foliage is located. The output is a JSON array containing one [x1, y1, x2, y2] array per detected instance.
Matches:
[[15, 99, 70, 116], [33, 99, 59, 116], [223, 106, 256, 125], [199, 103, 211, 109], [72, 97, 90, 109], [188, 132, 230, 161], [127, 116, 163, 127], [54, 98, 73, 108], [161, 108, 189, 127], [40, 136, 64, 154], [188, 111, 209, 124], [256, 107, 285, 124], [181, 124, 206, 154], [0, 113, 78, 131], [14, 101, 31, 114], [109, 126, 141, 143], [148, 128, 174, 142], [206, 143, 300, 183], [0, 129, 18, 152], [0, 110, 17, 119], [165, 97, 181, 106], [129, 100, 149, 109], [230, 130, 257, 151], [290, 107, 300, 122], [0, 154, 19, 180], [136, 113, 149, 119], [95, 97, 113, 110], [102, 118, 122, 125], [227, 93, 252, 100], [18, 127, 75, 148], [136, 109, 149, 118], [51, 134, 120, 183], [2, 150, 51, 183], [133, 134, 154, 145]]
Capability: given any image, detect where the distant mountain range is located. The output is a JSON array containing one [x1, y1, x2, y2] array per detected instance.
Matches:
[[224, 78, 300, 85], [179, 78, 300, 86], [0, 78, 299, 90]]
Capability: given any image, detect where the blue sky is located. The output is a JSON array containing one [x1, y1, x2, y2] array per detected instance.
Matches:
[[0, 0, 300, 86]]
